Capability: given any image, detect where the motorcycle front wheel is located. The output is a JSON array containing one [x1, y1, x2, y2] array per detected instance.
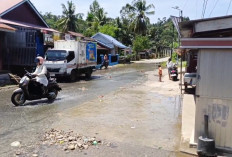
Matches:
[[11, 91, 26, 106]]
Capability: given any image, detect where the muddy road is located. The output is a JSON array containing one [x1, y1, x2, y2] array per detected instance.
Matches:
[[0, 61, 193, 157]]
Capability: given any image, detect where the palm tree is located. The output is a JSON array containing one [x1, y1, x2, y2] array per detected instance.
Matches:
[[120, 0, 155, 35], [57, 1, 78, 32], [85, 0, 107, 36]]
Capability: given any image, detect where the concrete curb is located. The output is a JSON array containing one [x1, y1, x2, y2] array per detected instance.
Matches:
[[180, 94, 197, 156]]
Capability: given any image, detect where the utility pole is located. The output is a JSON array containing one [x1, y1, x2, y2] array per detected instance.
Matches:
[[172, 6, 183, 94]]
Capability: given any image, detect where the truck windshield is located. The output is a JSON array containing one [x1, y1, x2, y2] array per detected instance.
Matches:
[[46, 50, 67, 61]]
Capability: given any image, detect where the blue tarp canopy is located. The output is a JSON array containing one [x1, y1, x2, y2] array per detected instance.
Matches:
[[92, 33, 127, 49]]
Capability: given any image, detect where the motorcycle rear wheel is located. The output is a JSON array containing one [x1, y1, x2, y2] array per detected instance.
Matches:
[[11, 91, 26, 106], [47, 89, 58, 101]]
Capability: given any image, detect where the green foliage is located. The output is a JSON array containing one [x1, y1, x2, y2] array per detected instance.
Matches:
[[42, 12, 61, 29], [40, 0, 190, 59], [132, 35, 150, 53], [120, 0, 155, 35], [160, 61, 167, 68], [84, 0, 108, 36], [57, 1, 79, 32], [172, 52, 178, 62], [148, 17, 178, 52], [99, 24, 119, 38]]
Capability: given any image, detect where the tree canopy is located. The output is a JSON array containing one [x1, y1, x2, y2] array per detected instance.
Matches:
[[42, 0, 188, 58]]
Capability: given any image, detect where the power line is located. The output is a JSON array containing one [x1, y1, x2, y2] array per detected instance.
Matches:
[[209, 0, 219, 17], [202, 0, 206, 18], [196, 0, 199, 18], [202, 0, 208, 18], [227, 0, 232, 15]]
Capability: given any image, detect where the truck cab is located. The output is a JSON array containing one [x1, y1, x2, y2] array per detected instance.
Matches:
[[45, 49, 75, 77]]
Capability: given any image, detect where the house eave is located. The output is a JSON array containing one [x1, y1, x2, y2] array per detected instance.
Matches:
[[0, 0, 49, 28]]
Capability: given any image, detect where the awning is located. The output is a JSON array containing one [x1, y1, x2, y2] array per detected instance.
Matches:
[[0, 23, 16, 32], [180, 38, 232, 49], [0, 19, 59, 33]]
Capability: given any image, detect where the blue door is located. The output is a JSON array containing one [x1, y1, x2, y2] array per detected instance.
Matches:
[[36, 35, 44, 57]]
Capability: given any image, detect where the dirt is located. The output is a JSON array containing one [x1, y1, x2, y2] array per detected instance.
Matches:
[[36, 67, 190, 156]]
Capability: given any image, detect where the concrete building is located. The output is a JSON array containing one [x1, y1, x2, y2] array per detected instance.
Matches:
[[179, 15, 232, 152]]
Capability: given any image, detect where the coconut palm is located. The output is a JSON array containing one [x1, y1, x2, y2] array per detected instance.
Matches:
[[85, 0, 107, 36], [57, 1, 78, 32], [120, 0, 155, 35]]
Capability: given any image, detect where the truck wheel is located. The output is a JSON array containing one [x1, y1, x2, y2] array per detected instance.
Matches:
[[70, 70, 77, 82]]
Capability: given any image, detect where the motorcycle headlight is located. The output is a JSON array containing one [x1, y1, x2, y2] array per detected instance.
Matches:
[[20, 76, 29, 85], [20, 76, 26, 84]]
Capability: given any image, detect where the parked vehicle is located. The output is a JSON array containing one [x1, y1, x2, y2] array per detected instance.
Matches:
[[44, 40, 97, 81], [184, 73, 197, 92], [170, 65, 178, 81], [11, 71, 61, 106], [100, 60, 109, 69]]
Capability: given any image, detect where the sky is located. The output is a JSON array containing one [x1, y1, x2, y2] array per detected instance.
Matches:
[[30, 0, 232, 24]]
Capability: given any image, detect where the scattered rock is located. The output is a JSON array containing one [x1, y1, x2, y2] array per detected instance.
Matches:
[[56, 135, 63, 139], [68, 136, 76, 141], [83, 144, 89, 149], [42, 129, 105, 152], [76, 142, 82, 148], [107, 142, 111, 147], [15, 151, 21, 155], [32, 154, 38, 157], [68, 144, 75, 150], [10, 141, 21, 147]]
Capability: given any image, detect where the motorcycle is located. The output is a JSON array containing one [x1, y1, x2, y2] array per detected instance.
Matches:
[[11, 70, 62, 106], [100, 60, 109, 69], [170, 65, 178, 81]]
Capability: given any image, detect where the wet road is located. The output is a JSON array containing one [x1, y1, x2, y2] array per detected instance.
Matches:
[[0, 63, 192, 157]]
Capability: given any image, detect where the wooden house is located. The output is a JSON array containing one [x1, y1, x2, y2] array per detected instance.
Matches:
[[0, 0, 57, 74]]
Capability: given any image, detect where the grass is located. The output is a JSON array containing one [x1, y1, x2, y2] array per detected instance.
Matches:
[[160, 61, 167, 68], [160, 60, 186, 68]]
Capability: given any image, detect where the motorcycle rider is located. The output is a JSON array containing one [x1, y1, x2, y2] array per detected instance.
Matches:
[[166, 58, 173, 80], [103, 54, 108, 64], [32, 56, 48, 94]]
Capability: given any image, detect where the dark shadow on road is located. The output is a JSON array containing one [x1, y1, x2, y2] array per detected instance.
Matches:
[[14, 98, 62, 107]]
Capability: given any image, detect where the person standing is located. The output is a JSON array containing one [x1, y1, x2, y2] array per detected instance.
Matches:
[[166, 58, 173, 80], [158, 65, 162, 82]]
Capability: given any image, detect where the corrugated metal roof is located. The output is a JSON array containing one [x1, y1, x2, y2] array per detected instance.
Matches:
[[95, 39, 113, 49], [0, 0, 24, 15], [0, 19, 59, 32], [92, 32, 127, 49], [0, 0, 49, 28], [68, 31, 85, 38], [0, 23, 16, 32]]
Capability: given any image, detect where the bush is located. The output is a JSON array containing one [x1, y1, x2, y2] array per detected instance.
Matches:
[[172, 52, 178, 63]]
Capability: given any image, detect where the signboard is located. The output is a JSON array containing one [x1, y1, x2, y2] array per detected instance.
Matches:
[[65, 34, 71, 40], [53, 32, 60, 41], [86, 42, 97, 62]]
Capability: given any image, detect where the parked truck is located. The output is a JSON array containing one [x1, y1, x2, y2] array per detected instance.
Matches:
[[44, 40, 97, 81]]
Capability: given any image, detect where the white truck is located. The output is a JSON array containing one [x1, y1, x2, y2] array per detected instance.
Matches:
[[44, 40, 97, 81]]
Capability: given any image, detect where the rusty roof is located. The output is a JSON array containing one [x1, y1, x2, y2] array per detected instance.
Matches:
[[0, 0, 49, 28], [0, 23, 16, 32], [68, 31, 85, 38], [0, 0, 24, 15]]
